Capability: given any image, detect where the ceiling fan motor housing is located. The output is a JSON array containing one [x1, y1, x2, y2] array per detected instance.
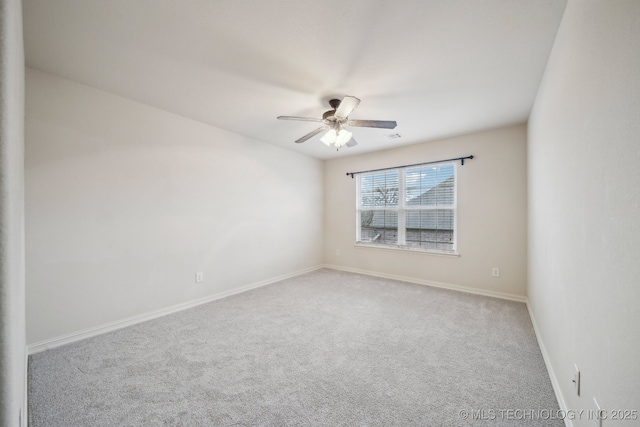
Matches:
[[322, 109, 336, 120], [323, 99, 342, 121]]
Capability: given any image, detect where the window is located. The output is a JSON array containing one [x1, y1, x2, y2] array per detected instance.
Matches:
[[356, 163, 456, 254]]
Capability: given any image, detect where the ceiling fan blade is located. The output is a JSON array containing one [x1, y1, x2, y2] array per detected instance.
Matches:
[[277, 116, 323, 122], [347, 119, 397, 129], [346, 137, 358, 148], [334, 96, 360, 119], [295, 125, 329, 143]]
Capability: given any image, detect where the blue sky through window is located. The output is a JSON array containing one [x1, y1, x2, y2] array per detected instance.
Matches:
[[405, 164, 454, 202], [360, 164, 454, 205]]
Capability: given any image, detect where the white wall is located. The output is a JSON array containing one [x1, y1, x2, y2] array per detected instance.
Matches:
[[324, 124, 528, 298], [0, 0, 26, 424], [528, 0, 640, 423], [25, 69, 323, 345]]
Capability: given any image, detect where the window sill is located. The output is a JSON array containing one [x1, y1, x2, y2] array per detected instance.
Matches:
[[354, 242, 460, 257]]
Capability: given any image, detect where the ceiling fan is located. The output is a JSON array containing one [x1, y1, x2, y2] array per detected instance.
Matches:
[[277, 96, 397, 149]]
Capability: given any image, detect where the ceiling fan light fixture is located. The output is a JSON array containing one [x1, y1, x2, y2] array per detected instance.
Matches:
[[321, 128, 352, 148], [335, 128, 352, 148], [320, 128, 337, 145]]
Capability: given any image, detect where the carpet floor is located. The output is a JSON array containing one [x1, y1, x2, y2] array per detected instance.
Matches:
[[29, 268, 562, 426]]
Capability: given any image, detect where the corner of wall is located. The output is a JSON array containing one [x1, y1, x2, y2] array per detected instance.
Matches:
[[0, 0, 26, 426], [526, 299, 572, 427]]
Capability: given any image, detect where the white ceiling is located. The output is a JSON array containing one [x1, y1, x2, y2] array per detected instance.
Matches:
[[23, 0, 566, 160]]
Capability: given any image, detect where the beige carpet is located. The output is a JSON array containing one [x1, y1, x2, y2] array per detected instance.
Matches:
[[29, 268, 562, 426]]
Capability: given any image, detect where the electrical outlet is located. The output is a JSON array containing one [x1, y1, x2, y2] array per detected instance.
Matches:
[[573, 364, 580, 396], [492, 267, 500, 277], [196, 272, 203, 283], [336, 249, 340, 256]]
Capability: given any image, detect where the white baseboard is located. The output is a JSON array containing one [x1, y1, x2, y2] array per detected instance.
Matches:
[[322, 264, 527, 302], [526, 301, 572, 427], [27, 265, 323, 355]]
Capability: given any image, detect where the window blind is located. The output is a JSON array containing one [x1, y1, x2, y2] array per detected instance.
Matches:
[[357, 162, 457, 253]]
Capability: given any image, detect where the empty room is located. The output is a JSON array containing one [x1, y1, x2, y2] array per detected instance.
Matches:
[[1, 0, 639, 426]]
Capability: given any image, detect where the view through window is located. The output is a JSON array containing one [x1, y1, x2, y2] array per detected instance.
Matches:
[[356, 163, 456, 253]]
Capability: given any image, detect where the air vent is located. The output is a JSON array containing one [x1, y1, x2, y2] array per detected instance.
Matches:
[[385, 133, 402, 140]]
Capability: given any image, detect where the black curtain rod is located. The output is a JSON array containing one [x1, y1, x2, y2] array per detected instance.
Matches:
[[346, 155, 474, 178]]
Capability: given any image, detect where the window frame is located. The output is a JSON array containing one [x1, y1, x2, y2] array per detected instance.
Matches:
[[355, 162, 458, 255]]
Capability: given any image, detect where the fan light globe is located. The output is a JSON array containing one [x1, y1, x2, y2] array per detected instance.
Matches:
[[320, 129, 337, 146], [321, 128, 352, 148], [335, 129, 352, 148]]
